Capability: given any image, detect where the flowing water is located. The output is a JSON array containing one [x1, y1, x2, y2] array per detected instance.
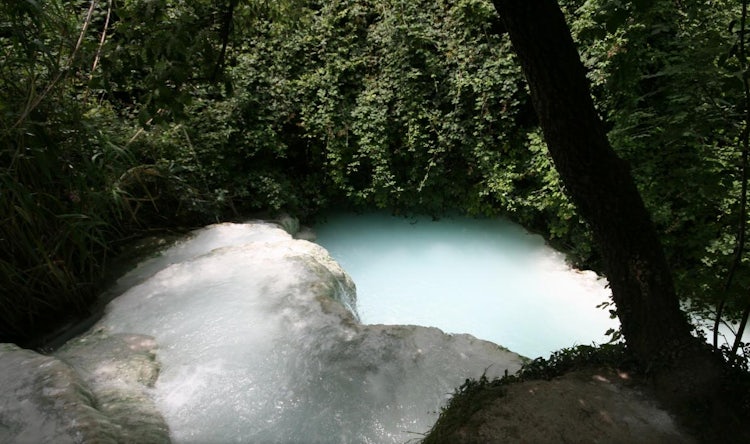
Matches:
[[315, 212, 620, 359], [12, 215, 744, 443], [16, 215, 620, 443], [83, 222, 523, 443]]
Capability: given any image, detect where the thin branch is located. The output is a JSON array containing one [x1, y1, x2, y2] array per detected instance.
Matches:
[[211, 0, 239, 83], [727, 0, 750, 357], [12, 0, 99, 129], [84, 0, 113, 101], [714, 129, 748, 349]]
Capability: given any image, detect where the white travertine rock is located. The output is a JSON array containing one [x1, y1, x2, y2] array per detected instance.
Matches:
[[2, 222, 523, 444], [0, 339, 168, 444]]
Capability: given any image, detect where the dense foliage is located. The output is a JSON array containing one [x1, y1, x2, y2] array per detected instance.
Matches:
[[1, 0, 749, 362], [566, 0, 750, 358]]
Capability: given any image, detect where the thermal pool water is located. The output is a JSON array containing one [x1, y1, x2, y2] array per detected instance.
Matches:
[[1, 216, 623, 443], [315, 212, 619, 359]]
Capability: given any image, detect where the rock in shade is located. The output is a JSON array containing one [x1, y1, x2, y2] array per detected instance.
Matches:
[[0, 339, 169, 444]]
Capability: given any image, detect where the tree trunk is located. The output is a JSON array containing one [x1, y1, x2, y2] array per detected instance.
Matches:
[[487, 2, 750, 439], [490, 0, 694, 364]]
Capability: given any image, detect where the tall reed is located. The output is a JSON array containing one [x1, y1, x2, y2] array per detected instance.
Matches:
[[0, 0, 143, 345]]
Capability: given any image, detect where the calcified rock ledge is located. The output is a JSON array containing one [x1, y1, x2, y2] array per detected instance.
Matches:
[[0, 336, 169, 443], [0, 221, 523, 443]]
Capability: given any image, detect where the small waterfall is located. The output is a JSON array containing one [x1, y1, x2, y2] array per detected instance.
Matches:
[[51, 221, 522, 443]]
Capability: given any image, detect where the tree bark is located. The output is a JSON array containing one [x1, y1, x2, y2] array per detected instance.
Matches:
[[487, 5, 750, 439], [490, 0, 695, 364], [211, 0, 239, 83]]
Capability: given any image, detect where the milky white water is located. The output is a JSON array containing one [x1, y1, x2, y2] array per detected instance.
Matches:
[[11, 217, 744, 444], [315, 212, 620, 359], [90, 222, 523, 443]]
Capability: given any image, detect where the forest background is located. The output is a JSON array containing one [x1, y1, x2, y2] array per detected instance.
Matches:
[[2, 0, 748, 365]]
